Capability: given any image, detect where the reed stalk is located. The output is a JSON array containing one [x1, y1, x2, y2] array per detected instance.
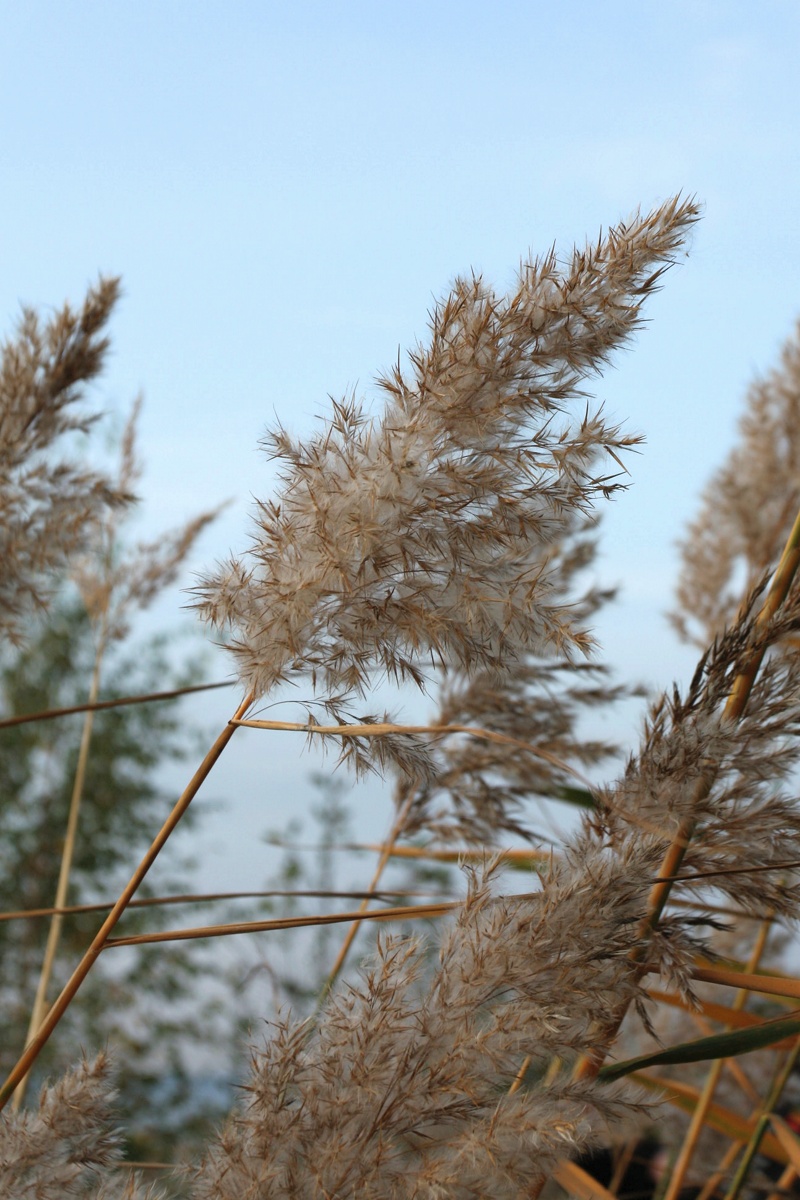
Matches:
[[661, 915, 773, 1200], [722, 1034, 800, 1200], [0, 690, 255, 1112], [0, 678, 232, 730], [11, 619, 108, 1112]]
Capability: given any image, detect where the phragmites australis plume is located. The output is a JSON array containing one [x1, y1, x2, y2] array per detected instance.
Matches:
[[194, 196, 701, 791], [395, 541, 629, 846], [179, 195, 734, 1196], [0, 1054, 161, 1199], [190, 860, 654, 1198], [671, 316, 800, 647], [0, 277, 134, 646]]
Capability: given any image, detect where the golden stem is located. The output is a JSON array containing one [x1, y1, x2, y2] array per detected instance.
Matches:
[[0, 690, 255, 1112]]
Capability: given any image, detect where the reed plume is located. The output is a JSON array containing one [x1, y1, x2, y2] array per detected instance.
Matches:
[[185, 196, 712, 1195], [188, 584, 800, 1197], [672, 316, 800, 647], [0, 1054, 161, 1199], [397, 533, 628, 846], [0, 278, 132, 645], [190, 862, 653, 1198], [194, 197, 699, 787]]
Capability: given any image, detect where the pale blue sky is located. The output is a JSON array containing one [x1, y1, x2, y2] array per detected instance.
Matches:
[[3, 2, 800, 885]]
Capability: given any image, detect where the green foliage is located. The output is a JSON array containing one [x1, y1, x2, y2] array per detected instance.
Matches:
[[598, 1013, 800, 1082]]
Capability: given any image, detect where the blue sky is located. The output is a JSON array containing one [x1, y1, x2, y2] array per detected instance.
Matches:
[[3, 2, 800, 886]]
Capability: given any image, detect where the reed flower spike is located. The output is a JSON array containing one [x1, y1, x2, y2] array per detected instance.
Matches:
[[0, 277, 133, 645], [194, 196, 700, 778], [0, 1053, 161, 1199]]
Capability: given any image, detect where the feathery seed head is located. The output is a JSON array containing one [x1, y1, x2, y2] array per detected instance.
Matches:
[[194, 198, 700, 779]]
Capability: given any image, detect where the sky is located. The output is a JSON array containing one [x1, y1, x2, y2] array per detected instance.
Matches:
[[3, 1, 800, 894]]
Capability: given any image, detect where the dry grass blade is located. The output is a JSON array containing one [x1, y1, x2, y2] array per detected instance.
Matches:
[[0, 887, 437, 923], [101, 899, 457, 948], [232, 716, 590, 784], [0, 678, 233, 729], [356, 843, 549, 865], [552, 1159, 619, 1199]]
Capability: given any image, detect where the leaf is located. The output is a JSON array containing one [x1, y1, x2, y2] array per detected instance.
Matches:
[[546, 785, 597, 810], [552, 1159, 617, 1199], [769, 1115, 800, 1171], [647, 987, 793, 1030], [633, 1074, 788, 1166], [598, 1012, 800, 1082], [691, 963, 800, 1001]]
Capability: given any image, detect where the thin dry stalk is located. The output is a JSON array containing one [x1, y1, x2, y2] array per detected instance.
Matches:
[[317, 792, 416, 1004], [0, 678, 233, 730], [232, 716, 587, 782], [0, 690, 255, 1112], [12, 622, 108, 1112], [101, 899, 457, 949], [662, 916, 773, 1200], [355, 844, 549, 865]]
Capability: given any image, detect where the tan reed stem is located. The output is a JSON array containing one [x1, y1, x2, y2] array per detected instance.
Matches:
[[722, 1032, 800, 1200], [507, 1055, 532, 1096], [662, 914, 773, 1200], [13, 621, 108, 1112], [316, 792, 416, 1005], [0, 887, 435, 924], [0, 679, 233, 730], [232, 718, 588, 784], [688, 964, 800, 1001], [0, 689, 255, 1112], [102, 898, 457, 948]]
